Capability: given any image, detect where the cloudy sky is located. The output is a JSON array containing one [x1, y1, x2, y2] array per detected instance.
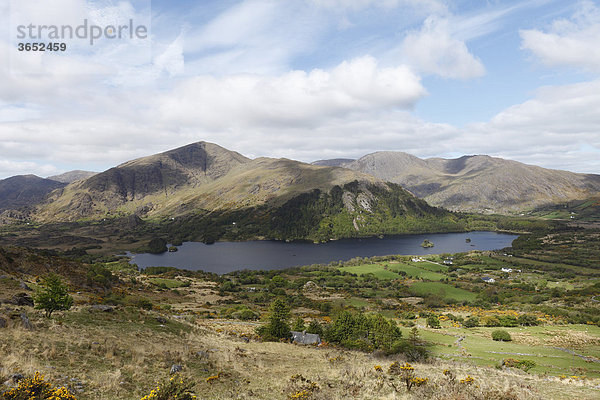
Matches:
[[1, 0, 600, 178]]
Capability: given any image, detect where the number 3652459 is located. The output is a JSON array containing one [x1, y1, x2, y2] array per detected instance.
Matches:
[[18, 43, 67, 52]]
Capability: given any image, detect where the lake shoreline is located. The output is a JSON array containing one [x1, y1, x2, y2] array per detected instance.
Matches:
[[128, 231, 519, 275]]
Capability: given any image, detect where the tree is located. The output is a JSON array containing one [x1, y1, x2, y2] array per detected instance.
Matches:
[[257, 298, 291, 341], [34, 274, 73, 318], [292, 317, 305, 332]]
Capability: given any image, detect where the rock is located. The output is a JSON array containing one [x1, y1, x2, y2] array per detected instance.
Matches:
[[169, 364, 183, 375], [19, 281, 32, 291], [21, 313, 34, 330], [196, 351, 209, 359], [156, 316, 167, 324], [291, 331, 321, 345], [303, 281, 320, 292], [0, 316, 6, 328], [10, 293, 34, 307], [88, 305, 114, 312], [11, 373, 24, 382]]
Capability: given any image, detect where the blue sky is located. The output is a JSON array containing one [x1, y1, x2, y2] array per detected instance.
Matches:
[[1, 0, 600, 177]]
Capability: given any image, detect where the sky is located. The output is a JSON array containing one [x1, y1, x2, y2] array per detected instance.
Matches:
[[1, 0, 600, 178]]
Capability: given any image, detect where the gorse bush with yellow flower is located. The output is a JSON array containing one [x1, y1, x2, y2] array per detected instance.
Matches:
[[388, 362, 428, 392], [286, 374, 319, 400], [139, 375, 196, 400], [2, 372, 76, 400]]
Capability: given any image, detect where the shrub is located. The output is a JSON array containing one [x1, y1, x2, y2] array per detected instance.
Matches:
[[292, 317, 306, 331], [492, 329, 512, 341], [306, 320, 323, 335], [497, 315, 519, 327], [426, 315, 441, 329], [86, 264, 117, 288], [148, 238, 168, 254], [136, 298, 154, 310], [463, 316, 479, 328], [518, 314, 540, 326], [323, 311, 402, 353], [502, 358, 536, 372], [482, 315, 501, 327], [235, 309, 259, 321], [2, 372, 77, 400], [140, 375, 196, 400], [34, 273, 74, 318], [388, 362, 428, 392], [287, 374, 319, 400]]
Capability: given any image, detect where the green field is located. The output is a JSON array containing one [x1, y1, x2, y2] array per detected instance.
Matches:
[[147, 277, 189, 288], [409, 281, 477, 301], [402, 323, 600, 378], [339, 264, 404, 279], [339, 262, 446, 280], [388, 262, 446, 280]]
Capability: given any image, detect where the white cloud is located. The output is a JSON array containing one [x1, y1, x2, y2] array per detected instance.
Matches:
[[461, 80, 600, 173], [520, 1, 600, 72], [157, 56, 426, 129], [0, 159, 62, 178], [309, 0, 448, 14], [0, 0, 599, 180], [182, 0, 324, 75], [400, 16, 485, 79]]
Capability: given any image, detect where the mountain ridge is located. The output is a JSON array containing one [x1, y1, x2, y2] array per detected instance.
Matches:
[[326, 152, 600, 213], [21, 141, 465, 245]]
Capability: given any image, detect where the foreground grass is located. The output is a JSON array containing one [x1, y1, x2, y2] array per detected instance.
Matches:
[[1, 307, 600, 400]]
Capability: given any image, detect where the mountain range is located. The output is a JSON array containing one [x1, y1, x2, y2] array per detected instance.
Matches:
[[0, 142, 597, 245], [5, 142, 459, 244], [314, 152, 600, 213]]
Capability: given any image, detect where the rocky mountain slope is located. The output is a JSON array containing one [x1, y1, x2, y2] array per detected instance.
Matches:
[[332, 152, 600, 213]]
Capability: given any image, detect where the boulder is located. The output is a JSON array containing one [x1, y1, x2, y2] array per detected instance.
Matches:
[[169, 364, 183, 375], [21, 313, 34, 330], [291, 331, 321, 345], [10, 293, 34, 307], [88, 305, 114, 312]]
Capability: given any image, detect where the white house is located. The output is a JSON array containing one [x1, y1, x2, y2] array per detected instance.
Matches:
[[482, 277, 495, 283], [501, 268, 512, 273]]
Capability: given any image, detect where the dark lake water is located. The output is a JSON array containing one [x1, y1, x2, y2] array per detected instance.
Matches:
[[128, 231, 518, 274]]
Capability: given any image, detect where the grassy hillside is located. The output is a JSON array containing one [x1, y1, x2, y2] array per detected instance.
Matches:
[[1, 239, 600, 399]]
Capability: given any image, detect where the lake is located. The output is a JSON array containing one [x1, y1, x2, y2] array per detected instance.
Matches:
[[128, 231, 518, 274]]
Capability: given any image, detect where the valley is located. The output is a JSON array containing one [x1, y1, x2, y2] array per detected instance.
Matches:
[[1, 226, 599, 399], [0, 141, 598, 400]]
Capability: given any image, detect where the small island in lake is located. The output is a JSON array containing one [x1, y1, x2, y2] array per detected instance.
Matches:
[[421, 239, 434, 248]]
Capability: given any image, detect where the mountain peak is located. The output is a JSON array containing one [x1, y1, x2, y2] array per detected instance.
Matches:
[[49, 170, 98, 184]]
